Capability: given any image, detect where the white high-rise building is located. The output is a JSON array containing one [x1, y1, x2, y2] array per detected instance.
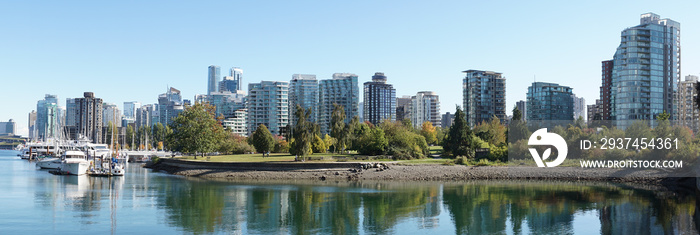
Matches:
[[572, 95, 586, 120], [247, 81, 289, 136], [410, 91, 441, 128], [102, 103, 121, 127]]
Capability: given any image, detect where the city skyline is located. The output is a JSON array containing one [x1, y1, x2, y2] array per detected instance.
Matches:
[[2, 2, 700, 137]]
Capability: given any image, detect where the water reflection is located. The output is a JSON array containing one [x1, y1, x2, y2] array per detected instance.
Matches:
[[154, 180, 697, 234]]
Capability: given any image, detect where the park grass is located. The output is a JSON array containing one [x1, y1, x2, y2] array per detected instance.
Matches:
[[428, 146, 443, 156], [178, 152, 360, 163]]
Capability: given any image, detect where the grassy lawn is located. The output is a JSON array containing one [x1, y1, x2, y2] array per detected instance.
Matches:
[[178, 152, 361, 162], [428, 146, 443, 156], [397, 158, 450, 165]]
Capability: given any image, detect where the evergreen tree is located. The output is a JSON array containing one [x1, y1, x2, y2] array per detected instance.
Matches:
[[290, 105, 313, 159], [442, 106, 475, 158]]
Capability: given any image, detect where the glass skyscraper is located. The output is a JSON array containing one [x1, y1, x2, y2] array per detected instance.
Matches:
[[611, 13, 680, 128], [318, 73, 359, 134], [289, 74, 318, 127], [363, 72, 396, 125], [462, 70, 506, 126], [526, 82, 574, 121], [247, 81, 289, 136], [208, 65, 221, 95]]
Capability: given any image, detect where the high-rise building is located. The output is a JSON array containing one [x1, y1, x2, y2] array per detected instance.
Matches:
[[157, 87, 185, 125], [208, 65, 221, 95], [73, 92, 103, 143], [36, 94, 59, 141], [611, 13, 680, 128], [135, 104, 156, 130], [410, 91, 440, 128], [588, 99, 604, 122], [573, 95, 586, 120], [527, 82, 574, 121], [123, 101, 141, 119], [363, 72, 396, 125], [247, 81, 289, 135], [462, 70, 506, 126], [28, 110, 36, 139], [600, 60, 613, 120], [515, 100, 527, 121], [223, 109, 248, 137], [677, 75, 699, 133], [396, 96, 412, 121], [441, 112, 454, 129], [289, 74, 318, 127], [318, 73, 359, 134], [203, 91, 246, 119], [0, 119, 16, 135], [102, 103, 121, 127], [230, 67, 243, 91]]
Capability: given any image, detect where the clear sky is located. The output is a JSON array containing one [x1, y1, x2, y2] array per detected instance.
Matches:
[[1, 1, 699, 137]]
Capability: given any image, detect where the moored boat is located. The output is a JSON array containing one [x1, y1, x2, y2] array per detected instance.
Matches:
[[59, 151, 90, 175]]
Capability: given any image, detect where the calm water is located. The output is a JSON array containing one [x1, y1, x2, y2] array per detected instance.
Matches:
[[1, 150, 698, 234]]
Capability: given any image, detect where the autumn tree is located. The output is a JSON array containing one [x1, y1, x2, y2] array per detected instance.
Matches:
[[420, 121, 437, 145]]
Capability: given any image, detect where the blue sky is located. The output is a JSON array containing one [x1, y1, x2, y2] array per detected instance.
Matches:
[[1, 1, 699, 137]]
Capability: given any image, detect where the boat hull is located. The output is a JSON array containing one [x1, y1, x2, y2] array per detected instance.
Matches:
[[61, 161, 89, 175], [37, 158, 62, 169]]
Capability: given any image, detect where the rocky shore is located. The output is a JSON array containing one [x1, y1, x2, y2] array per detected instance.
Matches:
[[145, 159, 697, 191]]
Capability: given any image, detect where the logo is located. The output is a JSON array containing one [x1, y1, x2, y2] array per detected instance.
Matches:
[[528, 128, 568, 167]]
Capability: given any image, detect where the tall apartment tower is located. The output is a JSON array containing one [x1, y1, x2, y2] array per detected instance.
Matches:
[[289, 74, 318, 127], [410, 91, 441, 129], [363, 72, 396, 125], [36, 94, 59, 141], [318, 73, 359, 134], [600, 60, 613, 120], [611, 13, 680, 128], [515, 100, 527, 122], [462, 70, 506, 126], [396, 96, 412, 121], [123, 102, 141, 119], [678, 75, 699, 133], [247, 81, 289, 136], [208, 65, 221, 95], [74, 92, 103, 143], [230, 67, 243, 92], [28, 110, 37, 140], [102, 103, 121, 127], [572, 95, 586, 120], [526, 82, 574, 121]]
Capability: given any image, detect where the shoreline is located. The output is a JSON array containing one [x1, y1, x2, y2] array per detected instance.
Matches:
[[145, 158, 698, 192]]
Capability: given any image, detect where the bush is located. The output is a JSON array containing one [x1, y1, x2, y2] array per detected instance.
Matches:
[[454, 156, 468, 165]]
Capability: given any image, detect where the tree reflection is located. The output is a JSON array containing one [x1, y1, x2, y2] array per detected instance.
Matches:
[[155, 180, 697, 234]]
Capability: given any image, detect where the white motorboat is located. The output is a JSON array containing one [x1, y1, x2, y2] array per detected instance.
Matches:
[[36, 157, 62, 169], [59, 151, 90, 175]]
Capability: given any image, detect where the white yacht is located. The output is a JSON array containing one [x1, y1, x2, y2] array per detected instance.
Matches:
[[36, 157, 62, 169], [59, 151, 90, 175]]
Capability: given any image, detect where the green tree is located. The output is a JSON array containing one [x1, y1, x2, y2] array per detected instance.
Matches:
[[420, 121, 438, 145], [512, 107, 522, 122], [167, 102, 224, 159], [312, 134, 326, 153], [218, 132, 255, 154], [330, 104, 347, 153], [125, 125, 135, 150], [290, 105, 313, 159], [151, 122, 166, 148], [357, 127, 388, 156], [251, 124, 275, 157], [442, 106, 475, 158]]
